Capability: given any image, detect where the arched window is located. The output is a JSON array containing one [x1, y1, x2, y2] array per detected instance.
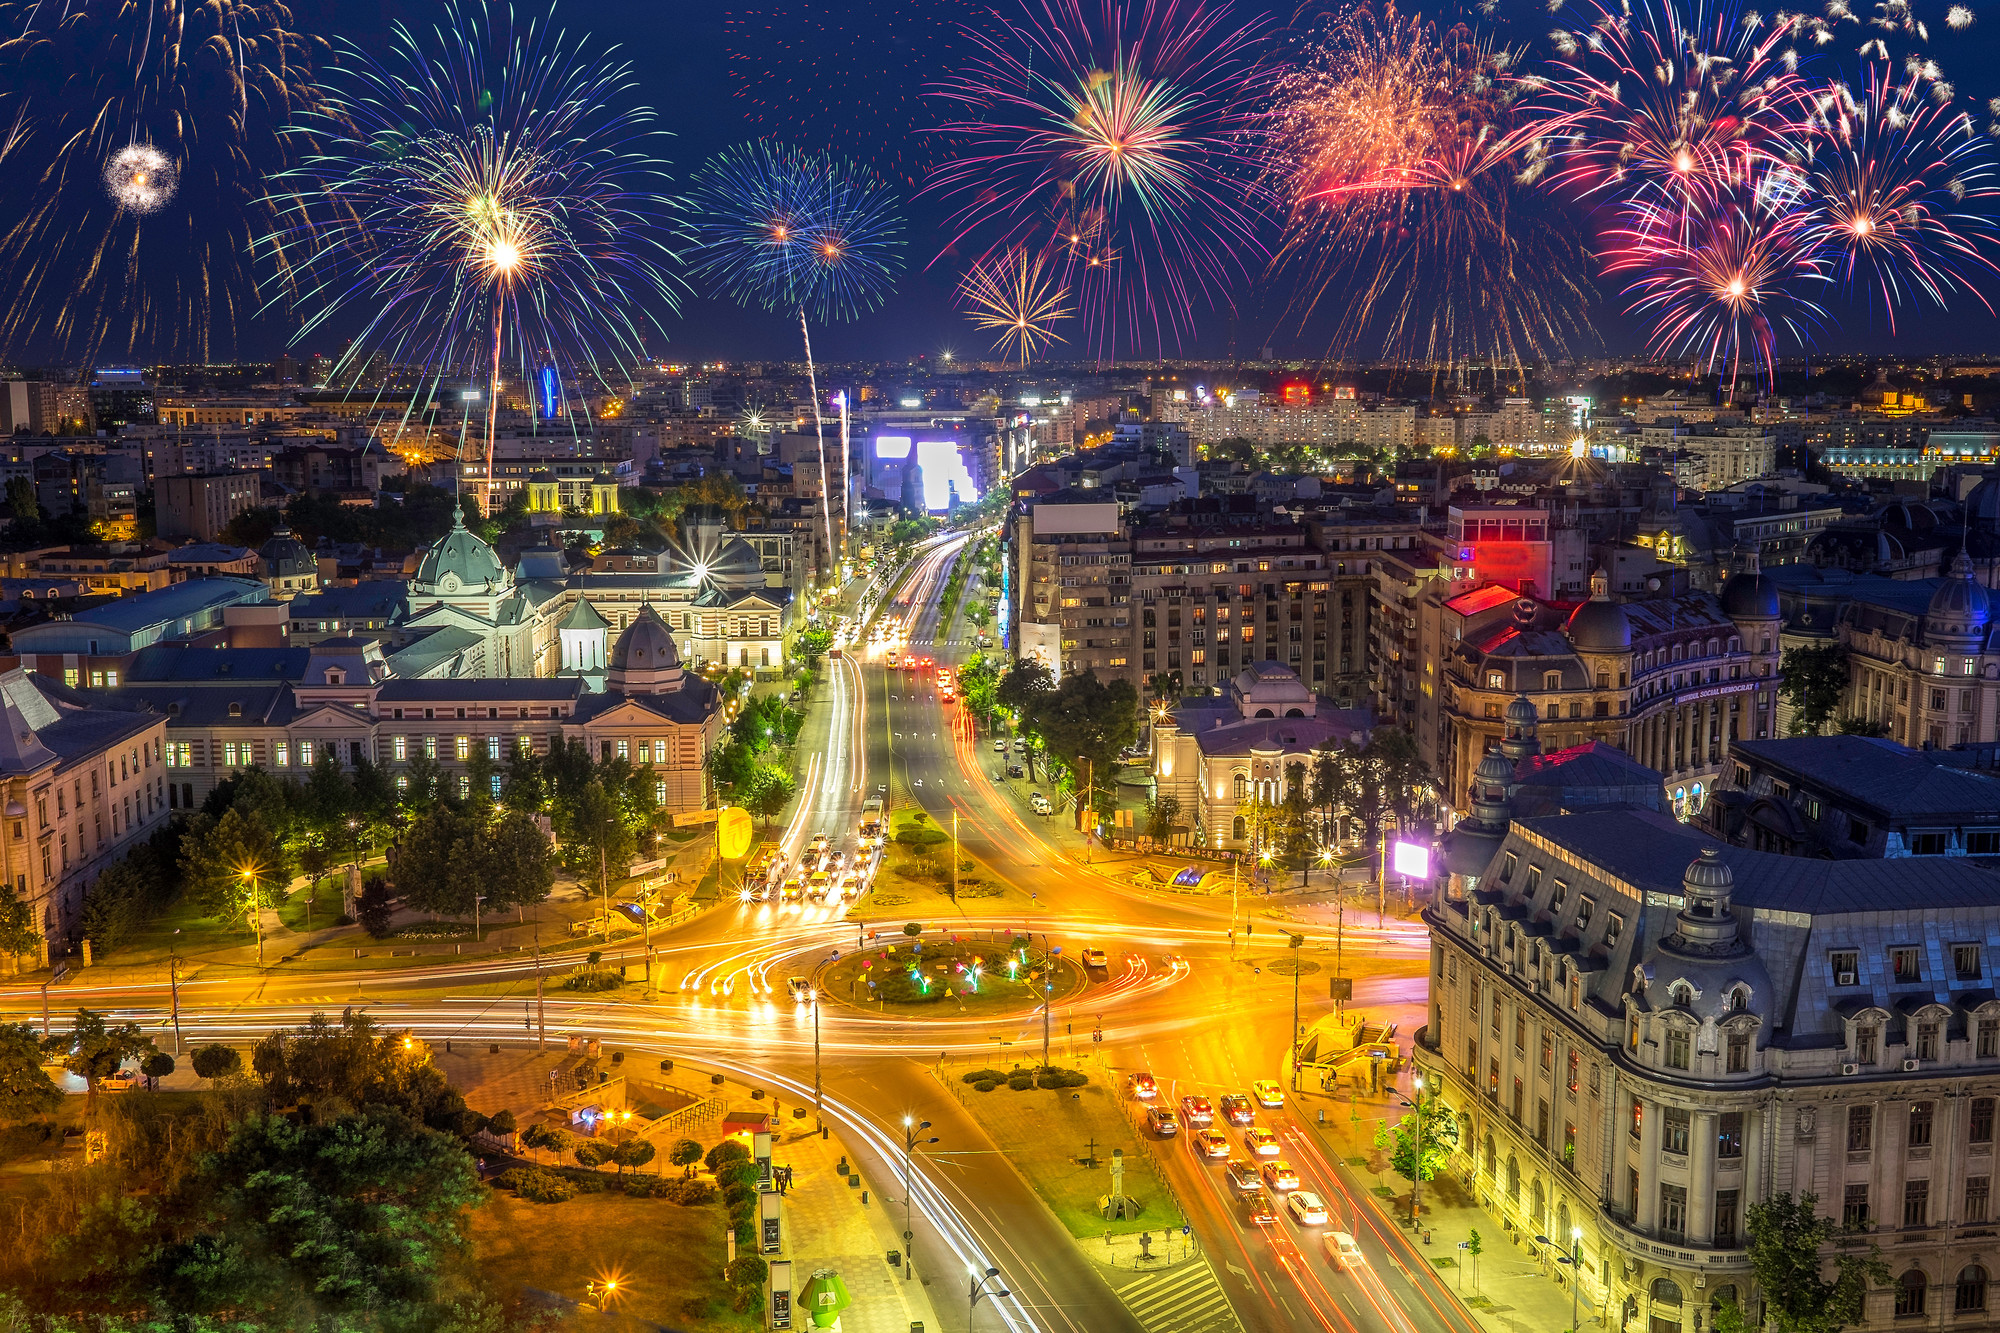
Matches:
[[1484, 1134, 1496, 1178], [1959, 1266, 1988, 1314], [1727, 986, 1750, 1013], [1558, 1201, 1572, 1243], [1896, 1269, 1928, 1318], [1232, 816, 1246, 840], [1532, 1179, 1546, 1227], [1651, 1279, 1683, 1307], [1506, 1155, 1520, 1202], [1233, 773, 1249, 801], [1254, 708, 1274, 718], [1285, 708, 1305, 718], [1710, 1286, 1739, 1318], [1669, 981, 1694, 1008]]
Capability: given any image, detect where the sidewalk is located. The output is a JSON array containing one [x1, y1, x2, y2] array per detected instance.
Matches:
[[1284, 1061, 1602, 1333], [775, 1126, 945, 1333]]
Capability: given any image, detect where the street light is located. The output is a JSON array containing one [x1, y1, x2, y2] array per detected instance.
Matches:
[[240, 868, 263, 965], [1288, 932, 1304, 1092], [900, 1117, 938, 1283], [1395, 1072, 1427, 1227], [1535, 1224, 1585, 1333], [969, 1266, 1011, 1324], [168, 928, 182, 1055]]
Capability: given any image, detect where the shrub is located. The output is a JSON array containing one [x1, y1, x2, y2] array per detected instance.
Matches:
[[1036, 1068, 1090, 1089], [961, 1069, 1007, 1084], [356, 876, 394, 938], [621, 1174, 667, 1198], [1007, 1074, 1033, 1091], [496, 1168, 575, 1203], [722, 1182, 755, 1212], [706, 1139, 751, 1174], [725, 1255, 770, 1289], [486, 1109, 517, 1136], [189, 1043, 242, 1082], [664, 1178, 716, 1206], [974, 1080, 998, 1093], [562, 969, 624, 992], [723, 1161, 763, 1191], [572, 1172, 607, 1194]]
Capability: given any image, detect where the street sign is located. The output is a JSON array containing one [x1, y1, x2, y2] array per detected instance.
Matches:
[[1457, 1241, 1471, 1250], [673, 808, 722, 828], [1182, 1224, 1192, 1236], [1329, 977, 1353, 1001]]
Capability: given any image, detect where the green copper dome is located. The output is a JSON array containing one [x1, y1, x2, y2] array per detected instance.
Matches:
[[415, 508, 508, 594]]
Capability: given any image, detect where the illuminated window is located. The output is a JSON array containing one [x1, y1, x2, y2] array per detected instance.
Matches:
[[392, 736, 407, 762], [617, 739, 630, 761], [455, 736, 470, 761], [424, 735, 437, 759], [300, 740, 315, 767], [487, 736, 501, 760], [653, 740, 667, 764]]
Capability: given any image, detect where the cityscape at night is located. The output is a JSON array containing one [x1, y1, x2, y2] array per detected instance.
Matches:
[[12, 2, 2000, 1332]]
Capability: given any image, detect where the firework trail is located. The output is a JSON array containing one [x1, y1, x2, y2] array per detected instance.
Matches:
[[928, 0, 1272, 361], [0, 0, 322, 361], [956, 245, 1075, 363], [1268, 4, 1595, 368], [262, 0, 684, 491], [688, 142, 904, 578], [725, 0, 974, 187]]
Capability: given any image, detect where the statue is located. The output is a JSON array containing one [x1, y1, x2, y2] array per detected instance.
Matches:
[[1100, 1148, 1141, 1221]]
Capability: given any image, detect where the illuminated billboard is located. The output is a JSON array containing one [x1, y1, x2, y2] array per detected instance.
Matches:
[[873, 435, 912, 459], [916, 439, 979, 511], [1392, 840, 1431, 879]]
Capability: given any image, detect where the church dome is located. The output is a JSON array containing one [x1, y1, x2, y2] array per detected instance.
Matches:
[[1566, 570, 1632, 652], [1926, 551, 1991, 637], [1503, 694, 1538, 726], [415, 508, 508, 593], [257, 526, 316, 579], [610, 605, 681, 671]]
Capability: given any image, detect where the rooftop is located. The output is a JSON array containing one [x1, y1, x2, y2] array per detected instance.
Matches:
[[1729, 735, 2000, 819]]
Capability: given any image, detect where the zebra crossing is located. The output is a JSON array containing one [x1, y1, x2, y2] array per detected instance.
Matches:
[[1111, 1259, 1242, 1333]]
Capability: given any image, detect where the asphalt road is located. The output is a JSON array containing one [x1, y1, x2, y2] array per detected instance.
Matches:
[[0, 535, 1469, 1333]]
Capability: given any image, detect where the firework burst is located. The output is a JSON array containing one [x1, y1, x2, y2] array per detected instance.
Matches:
[[1268, 4, 1595, 366], [957, 246, 1075, 363], [928, 0, 1272, 360], [0, 0, 321, 360], [262, 0, 684, 470]]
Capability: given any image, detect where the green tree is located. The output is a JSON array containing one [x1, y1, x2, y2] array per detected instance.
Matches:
[[356, 875, 394, 938], [401, 751, 445, 813], [1730, 1191, 1889, 1333], [141, 1051, 175, 1091], [179, 806, 284, 925], [48, 1008, 154, 1110], [670, 1137, 705, 1177], [612, 1139, 656, 1176], [1835, 714, 1890, 737], [743, 766, 799, 828], [502, 743, 548, 814], [1781, 642, 1850, 736], [794, 625, 834, 671], [575, 1140, 611, 1170], [143, 1107, 482, 1322], [0, 1022, 60, 1120], [705, 1139, 751, 1175], [5, 475, 39, 524], [78, 854, 151, 952], [725, 1255, 770, 1290], [561, 780, 637, 888], [0, 876, 41, 967], [1371, 1093, 1458, 1189], [190, 1043, 243, 1083], [1026, 669, 1139, 821], [1144, 794, 1182, 843]]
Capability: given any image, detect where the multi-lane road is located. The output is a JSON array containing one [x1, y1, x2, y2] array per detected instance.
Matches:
[[0, 531, 1475, 1333]]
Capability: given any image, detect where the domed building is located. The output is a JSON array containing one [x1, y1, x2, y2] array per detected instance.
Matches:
[[1832, 549, 2000, 748], [257, 527, 320, 601]]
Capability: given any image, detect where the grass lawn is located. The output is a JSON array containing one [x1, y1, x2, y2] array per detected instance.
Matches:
[[951, 1068, 1178, 1239], [276, 877, 346, 933], [821, 940, 1083, 1016], [465, 1187, 755, 1331]]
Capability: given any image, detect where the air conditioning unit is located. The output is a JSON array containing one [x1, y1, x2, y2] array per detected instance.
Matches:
[[1903, 1059, 1922, 1072], [1841, 1062, 1861, 1076], [1837, 971, 1857, 986]]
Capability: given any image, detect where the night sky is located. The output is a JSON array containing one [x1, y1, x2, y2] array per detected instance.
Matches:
[[13, 0, 2000, 366]]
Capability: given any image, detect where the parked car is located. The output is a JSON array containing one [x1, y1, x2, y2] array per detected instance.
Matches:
[[1029, 793, 1052, 815], [1006, 764, 1024, 778]]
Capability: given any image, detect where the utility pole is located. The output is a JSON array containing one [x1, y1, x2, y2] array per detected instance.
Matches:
[[951, 811, 959, 902], [534, 941, 546, 1051], [901, 1118, 936, 1283], [1290, 933, 1304, 1091], [473, 894, 485, 945], [242, 869, 263, 966], [168, 929, 182, 1055], [812, 987, 823, 1132]]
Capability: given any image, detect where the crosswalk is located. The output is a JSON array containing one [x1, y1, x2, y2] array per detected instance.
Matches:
[[1112, 1258, 1242, 1333]]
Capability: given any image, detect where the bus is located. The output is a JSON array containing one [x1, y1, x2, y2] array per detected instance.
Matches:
[[859, 798, 884, 845]]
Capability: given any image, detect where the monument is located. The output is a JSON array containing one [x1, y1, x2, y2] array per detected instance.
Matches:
[[1099, 1147, 1141, 1221]]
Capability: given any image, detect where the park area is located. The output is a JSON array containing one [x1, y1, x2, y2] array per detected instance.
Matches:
[[820, 935, 1085, 1014]]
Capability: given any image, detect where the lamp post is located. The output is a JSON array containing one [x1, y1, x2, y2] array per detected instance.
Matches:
[[1289, 932, 1304, 1090], [969, 1266, 1011, 1326], [599, 817, 617, 942], [241, 869, 263, 966], [168, 928, 182, 1055], [901, 1117, 938, 1283], [1396, 1073, 1427, 1227], [1536, 1225, 1584, 1333]]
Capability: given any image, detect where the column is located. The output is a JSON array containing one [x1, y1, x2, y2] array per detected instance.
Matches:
[[1637, 1094, 1663, 1232], [1743, 1106, 1764, 1208], [1689, 1110, 1717, 1242]]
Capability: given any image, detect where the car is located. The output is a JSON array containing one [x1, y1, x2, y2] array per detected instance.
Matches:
[[1191, 1129, 1230, 1158], [99, 1066, 142, 1093], [1261, 1160, 1301, 1192], [1006, 764, 1024, 778], [1325, 1231, 1366, 1272], [1253, 1079, 1285, 1108], [1242, 1191, 1279, 1226], [1218, 1093, 1255, 1126], [1080, 948, 1109, 968], [779, 877, 804, 903], [1145, 1106, 1180, 1137], [994, 739, 1007, 752], [1127, 1072, 1158, 1100], [1244, 1127, 1279, 1158], [785, 976, 814, 1003], [1029, 793, 1052, 815], [1179, 1094, 1214, 1126], [1287, 1191, 1329, 1225], [1223, 1159, 1261, 1192]]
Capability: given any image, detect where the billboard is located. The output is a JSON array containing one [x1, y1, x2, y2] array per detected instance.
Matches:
[[1031, 501, 1121, 536], [873, 434, 912, 459], [1392, 840, 1431, 879], [916, 439, 979, 511]]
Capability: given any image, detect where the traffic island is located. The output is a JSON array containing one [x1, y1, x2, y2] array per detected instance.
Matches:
[[818, 937, 1086, 1017]]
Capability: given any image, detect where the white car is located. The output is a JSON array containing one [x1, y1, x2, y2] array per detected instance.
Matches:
[[1287, 1191, 1329, 1225], [1080, 948, 1108, 968], [994, 739, 1007, 752], [1326, 1231, 1365, 1272]]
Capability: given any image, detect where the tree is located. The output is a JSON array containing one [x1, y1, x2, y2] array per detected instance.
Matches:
[[743, 766, 799, 828], [1835, 714, 1891, 737], [0, 1022, 60, 1120], [561, 780, 637, 888], [356, 875, 394, 938], [670, 1138, 705, 1177], [141, 1052, 175, 1091], [1144, 794, 1181, 843], [794, 625, 834, 671], [1781, 642, 1850, 736], [48, 1008, 154, 1110], [1371, 1093, 1458, 1189], [190, 1043, 243, 1083], [486, 1109, 517, 1137], [522, 1122, 573, 1162], [179, 806, 284, 926], [5, 475, 39, 524], [575, 1140, 611, 1170], [725, 1255, 770, 1290], [705, 1138, 751, 1175], [143, 1107, 483, 1322], [401, 751, 444, 812], [612, 1139, 656, 1176], [1733, 1192, 1889, 1333], [1026, 670, 1140, 819], [0, 876, 40, 967]]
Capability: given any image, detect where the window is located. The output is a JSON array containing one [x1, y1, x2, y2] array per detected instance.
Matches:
[[1726, 1029, 1750, 1072], [274, 742, 290, 768], [1718, 1112, 1744, 1158], [1576, 896, 1595, 932], [299, 740, 314, 767], [455, 735, 470, 761], [1858, 1025, 1880, 1064], [1526, 865, 1542, 896], [1512, 1077, 1524, 1123], [1896, 1270, 1927, 1318], [1516, 1013, 1527, 1052], [616, 739, 630, 761], [1541, 1032, 1553, 1071], [1567, 1049, 1580, 1094], [1628, 1014, 1641, 1052], [1959, 1267, 1989, 1314], [1715, 1189, 1740, 1248], [1982, 1021, 2000, 1060], [1916, 1022, 1940, 1062], [1568, 973, 1582, 1013], [1892, 946, 1922, 981], [1910, 1102, 1934, 1148], [1850, 1105, 1875, 1153], [1958, 944, 1984, 980], [1664, 1026, 1690, 1070], [1660, 1184, 1688, 1241], [423, 735, 437, 759], [392, 736, 407, 762], [1844, 1183, 1870, 1227], [1501, 851, 1518, 882], [487, 735, 501, 760], [1664, 1107, 1691, 1154], [1830, 949, 1859, 984], [1631, 1097, 1644, 1142], [1975, 1099, 1996, 1144], [1970, 1179, 1992, 1226], [1605, 913, 1624, 950]]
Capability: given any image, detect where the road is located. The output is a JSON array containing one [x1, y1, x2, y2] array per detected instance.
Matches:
[[0, 533, 1465, 1333]]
